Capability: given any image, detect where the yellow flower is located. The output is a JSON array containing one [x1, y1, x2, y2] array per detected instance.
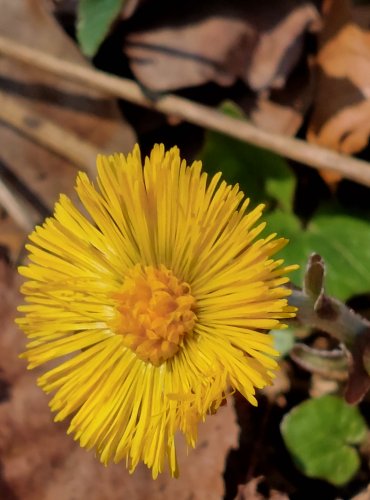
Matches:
[[17, 144, 296, 478]]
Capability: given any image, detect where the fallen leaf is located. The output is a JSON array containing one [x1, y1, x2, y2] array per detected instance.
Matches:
[[245, 48, 315, 134], [0, 213, 25, 263], [261, 360, 291, 403], [125, 1, 319, 92], [0, 242, 237, 499], [235, 477, 289, 500], [309, 374, 341, 398], [126, 15, 258, 90], [55, 0, 319, 135], [351, 484, 370, 500], [308, 0, 370, 156], [0, 0, 136, 256], [234, 476, 265, 500]]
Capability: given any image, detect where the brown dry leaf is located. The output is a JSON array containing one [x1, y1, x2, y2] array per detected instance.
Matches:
[[0, 213, 25, 263], [0, 0, 136, 259], [308, 0, 370, 156], [125, 1, 319, 92], [0, 259, 238, 498], [234, 476, 289, 500], [261, 360, 291, 404], [124, 1, 319, 135], [54, 0, 318, 135], [247, 57, 315, 135], [309, 373, 340, 398], [235, 477, 265, 500], [121, 0, 144, 19], [351, 484, 370, 500], [353, 3, 370, 31]]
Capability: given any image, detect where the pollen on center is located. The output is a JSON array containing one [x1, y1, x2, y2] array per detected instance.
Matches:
[[114, 264, 197, 366]]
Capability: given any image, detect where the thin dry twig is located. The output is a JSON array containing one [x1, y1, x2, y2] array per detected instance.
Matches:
[[1, 35, 370, 187], [0, 90, 100, 174]]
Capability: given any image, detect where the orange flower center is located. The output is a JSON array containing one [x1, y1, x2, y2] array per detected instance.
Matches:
[[114, 264, 197, 366]]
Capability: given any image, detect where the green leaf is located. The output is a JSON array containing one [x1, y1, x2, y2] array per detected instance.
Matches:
[[265, 209, 370, 301], [281, 395, 367, 486], [77, 0, 124, 57], [202, 102, 370, 301], [200, 107, 296, 212]]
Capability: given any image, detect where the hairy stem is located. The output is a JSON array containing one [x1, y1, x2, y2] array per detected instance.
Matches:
[[289, 288, 370, 347]]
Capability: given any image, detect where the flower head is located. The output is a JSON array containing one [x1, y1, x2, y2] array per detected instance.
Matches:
[[18, 144, 296, 478]]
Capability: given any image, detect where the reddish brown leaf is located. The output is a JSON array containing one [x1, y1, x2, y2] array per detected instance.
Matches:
[[344, 331, 370, 405], [308, 0, 370, 156]]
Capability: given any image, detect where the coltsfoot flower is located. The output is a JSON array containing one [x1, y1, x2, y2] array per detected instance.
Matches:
[[17, 144, 297, 478]]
